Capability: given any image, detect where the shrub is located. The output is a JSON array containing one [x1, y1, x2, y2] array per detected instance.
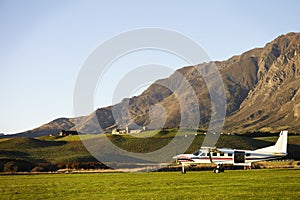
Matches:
[[4, 161, 18, 172], [31, 166, 44, 172]]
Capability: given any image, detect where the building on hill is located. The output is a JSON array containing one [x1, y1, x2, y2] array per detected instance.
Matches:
[[111, 128, 126, 135], [129, 129, 142, 134], [59, 130, 78, 136], [111, 126, 147, 134]]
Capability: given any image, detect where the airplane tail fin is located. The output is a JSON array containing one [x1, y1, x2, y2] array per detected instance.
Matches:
[[255, 130, 288, 154]]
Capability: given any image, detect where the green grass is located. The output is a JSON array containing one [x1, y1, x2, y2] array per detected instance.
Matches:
[[254, 135, 300, 145], [0, 169, 299, 199], [0, 137, 95, 164], [38, 134, 105, 142], [106, 130, 281, 154], [0, 130, 300, 167]]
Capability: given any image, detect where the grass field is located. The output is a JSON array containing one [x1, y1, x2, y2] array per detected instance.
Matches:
[[0, 169, 299, 200]]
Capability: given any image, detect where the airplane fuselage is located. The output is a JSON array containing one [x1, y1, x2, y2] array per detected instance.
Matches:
[[174, 148, 287, 166]]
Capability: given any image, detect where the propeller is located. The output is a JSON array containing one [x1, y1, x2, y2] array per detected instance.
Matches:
[[208, 151, 213, 163], [202, 146, 223, 164]]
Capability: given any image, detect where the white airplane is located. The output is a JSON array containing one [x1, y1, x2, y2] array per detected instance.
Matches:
[[173, 130, 288, 173]]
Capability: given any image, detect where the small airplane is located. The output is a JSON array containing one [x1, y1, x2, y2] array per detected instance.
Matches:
[[173, 130, 288, 173]]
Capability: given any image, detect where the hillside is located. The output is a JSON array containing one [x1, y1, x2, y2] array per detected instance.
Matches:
[[12, 118, 76, 137], [1, 130, 300, 172], [10, 32, 300, 136]]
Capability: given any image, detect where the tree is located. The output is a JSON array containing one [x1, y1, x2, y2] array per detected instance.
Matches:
[[4, 161, 18, 172]]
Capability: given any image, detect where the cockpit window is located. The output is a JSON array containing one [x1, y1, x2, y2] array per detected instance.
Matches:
[[193, 150, 201, 156]]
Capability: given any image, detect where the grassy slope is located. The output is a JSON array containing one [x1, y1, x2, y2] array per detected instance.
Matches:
[[0, 137, 95, 164], [0, 169, 299, 199], [0, 130, 300, 166]]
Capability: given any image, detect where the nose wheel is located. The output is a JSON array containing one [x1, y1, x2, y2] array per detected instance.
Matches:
[[181, 164, 186, 174]]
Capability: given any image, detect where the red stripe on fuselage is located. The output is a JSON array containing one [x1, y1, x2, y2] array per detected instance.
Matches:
[[178, 157, 233, 161]]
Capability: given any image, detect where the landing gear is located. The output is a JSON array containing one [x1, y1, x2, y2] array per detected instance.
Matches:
[[213, 168, 220, 173], [214, 164, 224, 173], [181, 164, 186, 174], [244, 165, 252, 170]]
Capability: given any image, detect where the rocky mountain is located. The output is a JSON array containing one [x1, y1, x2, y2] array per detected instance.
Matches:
[[226, 33, 300, 132], [12, 32, 300, 136]]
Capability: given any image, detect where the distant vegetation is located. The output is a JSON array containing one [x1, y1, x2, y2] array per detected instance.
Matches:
[[0, 129, 300, 172]]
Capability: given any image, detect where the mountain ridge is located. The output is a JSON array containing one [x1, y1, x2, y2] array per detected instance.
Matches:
[[8, 32, 300, 137]]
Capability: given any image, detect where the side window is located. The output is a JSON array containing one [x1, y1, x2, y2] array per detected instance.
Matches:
[[207, 153, 210, 157], [246, 153, 251, 157], [220, 152, 224, 156], [228, 153, 232, 156], [212, 152, 217, 156]]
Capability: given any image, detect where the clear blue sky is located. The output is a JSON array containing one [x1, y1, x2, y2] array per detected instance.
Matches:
[[0, 0, 299, 134]]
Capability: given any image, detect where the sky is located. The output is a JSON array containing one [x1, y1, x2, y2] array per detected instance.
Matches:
[[0, 0, 300, 134]]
